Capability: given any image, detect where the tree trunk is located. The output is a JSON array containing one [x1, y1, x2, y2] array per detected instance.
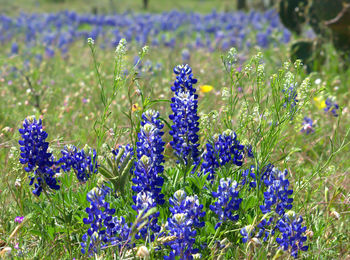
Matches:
[[237, 0, 247, 10], [143, 0, 149, 9]]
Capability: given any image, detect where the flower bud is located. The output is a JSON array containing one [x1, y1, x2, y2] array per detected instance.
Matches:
[[174, 190, 186, 203], [15, 178, 21, 188], [251, 237, 262, 247], [136, 246, 150, 259], [330, 210, 340, 220], [306, 230, 314, 239]]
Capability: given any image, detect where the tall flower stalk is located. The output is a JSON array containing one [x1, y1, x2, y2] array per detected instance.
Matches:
[[132, 110, 165, 240], [169, 64, 200, 179], [18, 116, 60, 196]]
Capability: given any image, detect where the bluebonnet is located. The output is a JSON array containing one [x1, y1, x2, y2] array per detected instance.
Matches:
[[132, 110, 165, 205], [256, 31, 269, 48], [260, 167, 294, 216], [181, 49, 190, 62], [2, 10, 289, 59], [238, 165, 308, 258], [169, 64, 200, 167], [210, 178, 242, 229], [245, 144, 254, 158], [18, 116, 60, 196], [256, 217, 274, 242], [58, 144, 98, 182], [300, 117, 315, 134], [131, 110, 165, 240], [240, 225, 254, 243], [112, 144, 134, 162], [169, 190, 206, 228], [276, 211, 308, 258], [324, 98, 339, 117], [132, 191, 161, 240], [164, 213, 197, 260], [201, 130, 244, 181], [165, 190, 206, 259], [81, 186, 131, 254], [112, 144, 134, 172], [11, 42, 18, 55], [283, 83, 298, 118], [240, 165, 257, 189], [240, 217, 274, 244]]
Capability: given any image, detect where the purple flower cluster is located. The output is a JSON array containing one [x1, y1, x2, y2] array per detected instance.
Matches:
[[300, 117, 315, 134], [240, 165, 308, 258], [81, 186, 131, 255], [165, 190, 206, 259], [201, 130, 244, 181], [132, 191, 161, 240], [1, 10, 290, 58], [132, 110, 165, 205], [276, 212, 308, 258], [210, 178, 242, 229], [132, 110, 165, 240], [240, 165, 257, 189], [324, 98, 339, 117], [112, 144, 134, 164], [14, 216, 24, 224], [18, 116, 60, 196], [169, 190, 206, 228], [240, 217, 274, 244], [260, 167, 294, 216], [169, 64, 200, 167], [283, 84, 298, 116], [58, 145, 98, 182]]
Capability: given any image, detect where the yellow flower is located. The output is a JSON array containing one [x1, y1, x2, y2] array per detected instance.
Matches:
[[200, 85, 214, 93], [132, 103, 141, 112], [313, 96, 326, 110]]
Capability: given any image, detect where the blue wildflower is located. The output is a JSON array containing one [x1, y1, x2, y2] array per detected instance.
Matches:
[[165, 190, 205, 259], [245, 144, 254, 158], [132, 191, 161, 240], [240, 165, 257, 189], [240, 225, 254, 243], [164, 213, 197, 260], [181, 49, 190, 62], [276, 211, 308, 258], [324, 98, 339, 117], [260, 167, 294, 216], [240, 217, 274, 244], [112, 144, 134, 162], [283, 83, 298, 117], [201, 130, 244, 181], [132, 110, 165, 205], [169, 64, 200, 167], [81, 186, 131, 254], [59, 144, 98, 182], [300, 117, 315, 134], [18, 116, 60, 196], [169, 190, 206, 228], [11, 42, 19, 55], [210, 178, 242, 229], [112, 144, 134, 172]]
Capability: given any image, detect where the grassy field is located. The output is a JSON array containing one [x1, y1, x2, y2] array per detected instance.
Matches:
[[0, 0, 238, 14], [0, 1, 349, 259]]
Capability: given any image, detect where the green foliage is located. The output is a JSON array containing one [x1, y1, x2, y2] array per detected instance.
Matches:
[[0, 14, 349, 259]]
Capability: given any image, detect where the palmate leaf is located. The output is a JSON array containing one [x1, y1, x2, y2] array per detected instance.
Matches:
[[98, 148, 134, 196]]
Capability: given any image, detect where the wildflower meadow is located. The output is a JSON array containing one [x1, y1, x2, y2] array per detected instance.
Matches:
[[0, 0, 349, 259]]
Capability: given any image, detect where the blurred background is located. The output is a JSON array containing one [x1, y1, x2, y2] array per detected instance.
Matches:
[[0, 0, 278, 14], [1, 0, 349, 139]]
